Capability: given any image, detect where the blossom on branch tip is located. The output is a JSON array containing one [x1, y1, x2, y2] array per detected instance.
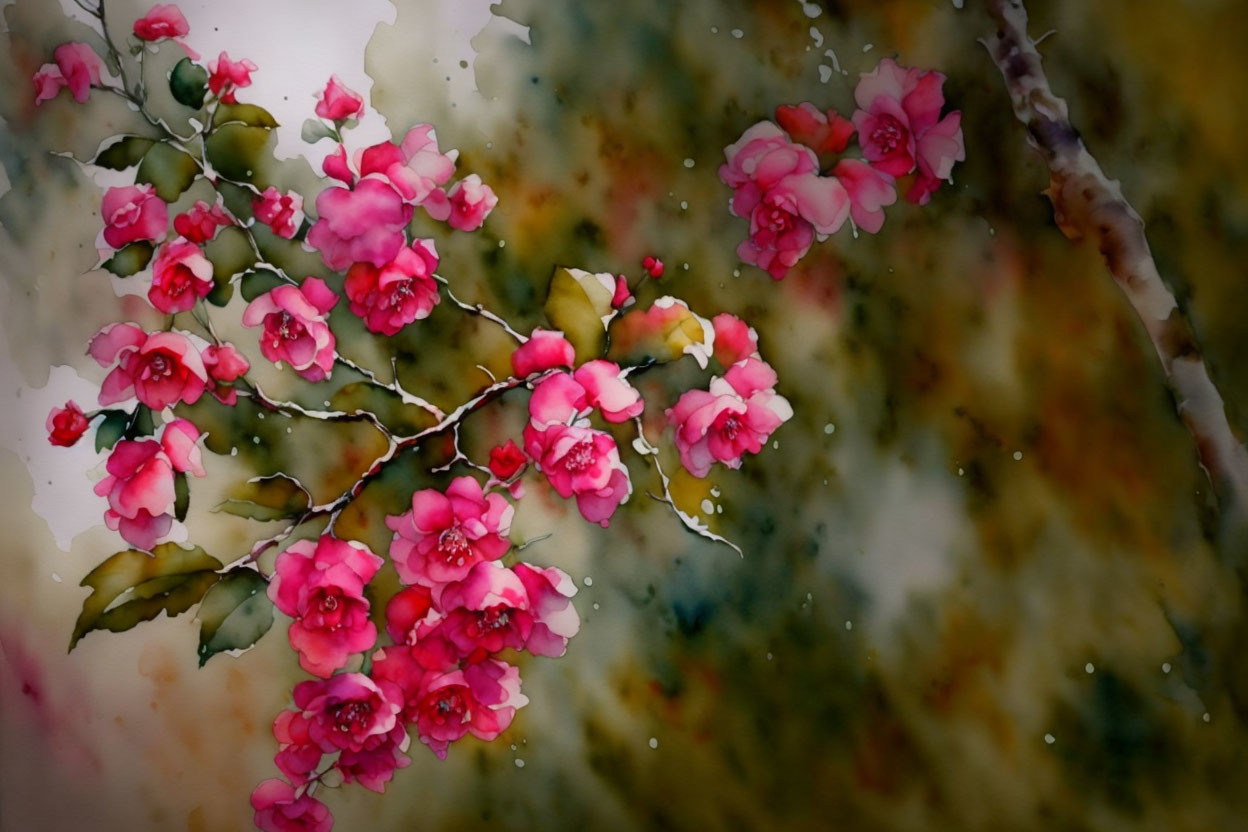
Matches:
[[250, 779, 332, 832], [315, 75, 365, 122], [101, 185, 168, 250], [47, 401, 89, 447], [252, 187, 304, 240], [149, 239, 213, 313], [241, 278, 338, 382], [208, 51, 256, 104], [88, 324, 208, 410]]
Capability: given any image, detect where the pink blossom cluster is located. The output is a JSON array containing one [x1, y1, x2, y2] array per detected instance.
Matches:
[[719, 57, 964, 279], [666, 314, 793, 478]]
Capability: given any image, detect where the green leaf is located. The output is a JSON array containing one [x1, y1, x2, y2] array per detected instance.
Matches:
[[202, 226, 254, 306], [214, 473, 311, 522], [300, 118, 336, 144], [544, 267, 616, 362], [215, 103, 278, 129], [93, 136, 155, 170], [94, 410, 130, 452], [204, 124, 272, 184], [239, 269, 286, 301], [197, 569, 274, 666], [70, 543, 223, 650], [169, 57, 208, 108], [101, 241, 153, 277], [136, 142, 200, 202], [124, 405, 157, 440], [174, 472, 190, 522], [606, 297, 712, 366]]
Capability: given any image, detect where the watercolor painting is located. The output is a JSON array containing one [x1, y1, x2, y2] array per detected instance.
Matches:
[[3, 0, 1247, 829]]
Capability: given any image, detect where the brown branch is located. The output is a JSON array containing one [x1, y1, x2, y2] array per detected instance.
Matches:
[[982, 0, 1248, 519]]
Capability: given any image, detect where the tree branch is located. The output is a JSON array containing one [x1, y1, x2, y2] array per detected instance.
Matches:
[[982, 0, 1248, 519]]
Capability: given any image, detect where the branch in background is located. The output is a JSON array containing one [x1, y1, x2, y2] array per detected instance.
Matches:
[[982, 0, 1248, 521]]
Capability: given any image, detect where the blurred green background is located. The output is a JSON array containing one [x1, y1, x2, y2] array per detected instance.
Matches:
[[3, 0, 1248, 830]]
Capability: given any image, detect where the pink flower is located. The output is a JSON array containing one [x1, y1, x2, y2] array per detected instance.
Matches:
[[746, 171, 850, 279], [133, 5, 189, 42], [642, 255, 664, 278], [250, 779, 332, 832], [523, 422, 631, 527], [322, 144, 354, 184], [148, 239, 213, 313], [92, 421, 204, 550], [775, 102, 855, 156], [315, 75, 365, 122], [272, 711, 322, 786], [711, 313, 759, 367], [445, 174, 497, 231], [851, 58, 965, 201], [510, 329, 574, 378], [241, 278, 338, 382], [88, 324, 208, 410], [719, 121, 818, 216], [268, 535, 383, 677], [357, 124, 457, 214], [385, 476, 514, 588], [337, 724, 411, 793], [413, 659, 527, 759], [306, 179, 413, 271], [383, 585, 437, 646], [611, 274, 633, 309], [101, 185, 168, 250], [53, 43, 103, 103], [47, 400, 89, 447], [666, 357, 794, 478], [512, 562, 580, 657], [201, 341, 249, 404], [487, 440, 526, 481], [343, 238, 440, 335], [252, 187, 304, 240], [572, 360, 644, 422], [173, 200, 231, 243], [833, 158, 898, 233], [435, 562, 535, 657], [293, 672, 402, 753], [32, 64, 66, 105], [207, 51, 256, 104]]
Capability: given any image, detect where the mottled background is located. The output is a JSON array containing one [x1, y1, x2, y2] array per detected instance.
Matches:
[[3, 0, 1248, 830]]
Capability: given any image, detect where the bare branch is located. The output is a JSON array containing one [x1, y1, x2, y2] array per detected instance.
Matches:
[[983, 0, 1248, 519]]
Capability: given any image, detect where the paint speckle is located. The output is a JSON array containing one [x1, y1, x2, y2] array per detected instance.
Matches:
[[824, 423, 835, 434], [1162, 662, 1171, 674], [1044, 733, 1055, 744], [1085, 662, 1095, 674], [648, 737, 658, 749], [683, 158, 695, 168], [731, 28, 744, 39], [1013, 450, 1023, 461], [514, 758, 525, 768], [583, 576, 593, 587]]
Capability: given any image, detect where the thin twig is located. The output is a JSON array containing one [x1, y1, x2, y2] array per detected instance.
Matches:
[[983, 0, 1248, 520], [433, 274, 528, 343]]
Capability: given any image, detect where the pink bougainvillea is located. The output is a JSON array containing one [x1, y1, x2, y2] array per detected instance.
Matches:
[[100, 185, 167, 250], [250, 779, 333, 832], [242, 278, 339, 382], [133, 5, 189, 43], [386, 476, 514, 588], [412, 659, 527, 759], [268, 536, 384, 677], [253, 187, 305, 240], [306, 179, 414, 271], [445, 174, 498, 231], [46, 400, 89, 447], [89, 324, 208, 410], [208, 51, 257, 104], [174, 200, 232, 243], [149, 239, 214, 313], [315, 75, 365, 122], [343, 238, 440, 335]]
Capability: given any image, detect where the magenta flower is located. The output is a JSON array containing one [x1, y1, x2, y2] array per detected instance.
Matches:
[[775, 102, 855, 156], [357, 124, 457, 214], [523, 422, 631, 527], [719, 121, 818, 216], [512, 562, 580, 657], [413, 659, 527, 759], [53, 43, 103, 103], [252, 187, 304, 240], [445, 174, 498, 231], [315, 75, 365, 122], [47, 400, 89, 447], [148, 239, 213, 313], [271, 710, 321, 786], [101, 185, 168, 250], [89, 324, 208, 410], [292, 672, 402, 754], [833, 158, 898, 234], [268, 535, 383, 677], [173, 200, 231, 243], [435, 562, 532, 657], [92, 420, 204, 550], [241, 278, 338, 382], [201, 342, 249, 405], [572, 360, 644, 423], [385, 476, 514, 588], [851, 58, 964, 203], [383, 585, 437, 646], [306, 178, 413, 270], [710, 313, 759, 367], [666, 357, 793, 478], [32, 64, 66, 105], [336, 723, 411, 793], [611, 274, 633, 309], [511, 329, 575, 378], [207, 51, 256, 104], [343, 238, 440, 335], [250, 779, 332, 832], [133, 5, 189, 42]]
